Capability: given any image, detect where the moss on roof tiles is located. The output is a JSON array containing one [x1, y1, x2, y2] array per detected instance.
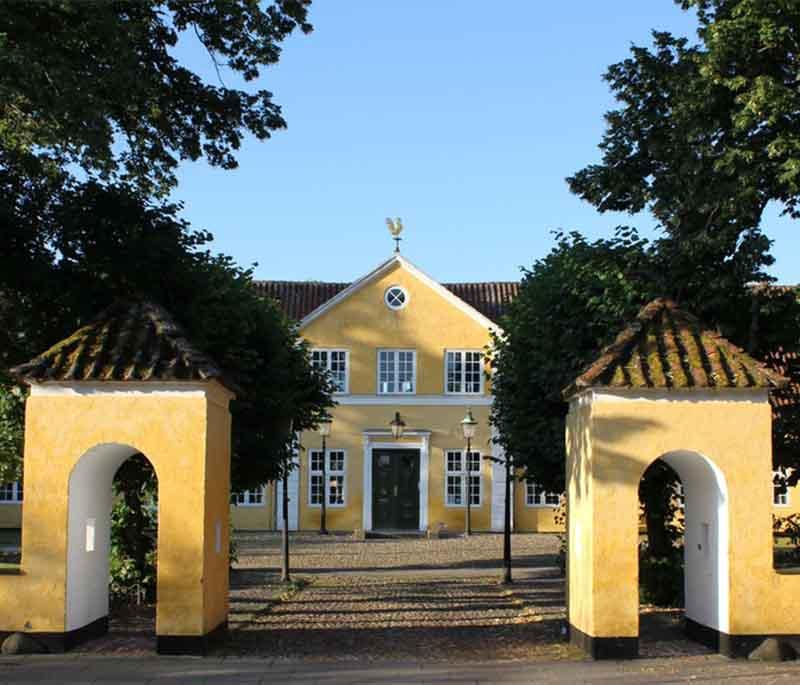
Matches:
[[10, 301, 229, 388], [563, 298, 789, 399]]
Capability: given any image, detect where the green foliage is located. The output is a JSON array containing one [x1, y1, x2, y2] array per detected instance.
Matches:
[[0, 383, 24, 483], [639, 548, 685, 608], [109, 455, 158, 605], [639, 461, 684, 558], [0, 0, 313, 196], [489, 229, 656, 492]]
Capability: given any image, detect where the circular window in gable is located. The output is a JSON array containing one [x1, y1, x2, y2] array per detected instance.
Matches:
[[384, 285, 409, 311]]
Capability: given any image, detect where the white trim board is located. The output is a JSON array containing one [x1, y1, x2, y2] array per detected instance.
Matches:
[[362, 434, 430, 532], [336, 395, 492, 406], [299, 255, 503, 334]]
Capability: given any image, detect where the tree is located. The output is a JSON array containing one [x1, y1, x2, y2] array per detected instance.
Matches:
[[0, 0, 312, 196], [1, 180, 334, 490]]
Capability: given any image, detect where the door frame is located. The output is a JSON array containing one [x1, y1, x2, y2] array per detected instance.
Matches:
[[362, 430, 430, 532]]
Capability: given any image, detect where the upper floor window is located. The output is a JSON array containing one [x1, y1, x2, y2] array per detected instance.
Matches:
[[378, 349, 416, 394], [309, 449, 346, 507], [311, 349, 348, 393], [445, 450, 481, 506], [774, 484, 790, 507], [525, 480, 560, 507], [231, 486, 265, 507], [445, 350, 483, 394], [0, 482, 23, 503], [384, 285, 409, 311]]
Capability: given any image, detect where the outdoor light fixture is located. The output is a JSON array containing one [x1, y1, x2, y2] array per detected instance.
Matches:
[[317, 413, 333, 534], [461, 408, 478, 537], [389, 411, 406, 440]]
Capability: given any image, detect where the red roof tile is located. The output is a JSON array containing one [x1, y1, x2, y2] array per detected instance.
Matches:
[[253, 280, 520, 324]]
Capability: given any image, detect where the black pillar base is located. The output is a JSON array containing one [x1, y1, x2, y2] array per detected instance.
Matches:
[[157, 620, 228, 656], [568, 623, 638, 660], [0, 615, 110, 653], [684, 617, 799, 659]]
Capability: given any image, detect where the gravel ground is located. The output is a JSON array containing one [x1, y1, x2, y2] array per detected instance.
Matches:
[[75, 532, 714, 662], [233, 531, 561, 574]]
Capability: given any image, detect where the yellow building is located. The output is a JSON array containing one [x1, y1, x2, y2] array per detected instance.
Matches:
[[4, 257, 797, 536]]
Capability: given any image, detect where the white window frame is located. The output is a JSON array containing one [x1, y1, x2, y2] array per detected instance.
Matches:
[[444, 349, 484, 395], [774, 484, 790, 507], [384, 285, 410, 311], [0, 481, 22, 504], [308, 448, 347, 508], [310, 348, 349, 394], [444, 450, 482, 508], [525, 480, 561, 508], [377, 349, 417, 395], [230, 486, 266, 507]]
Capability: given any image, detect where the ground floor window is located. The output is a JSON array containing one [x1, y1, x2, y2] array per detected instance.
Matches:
[[445, 450, 481, 506], [309, 449, 346, 506], [231, 486, 265, 506], [525, 480, 560, 507], [0, 481, 22, 503], [774, 485, 790, 506]]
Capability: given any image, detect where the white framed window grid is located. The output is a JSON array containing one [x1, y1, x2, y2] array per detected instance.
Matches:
[[378, 349, 416, 394], [0, 482, 22, 503], [231, 486, 265, 507], [445, 350, 483, 394], [311, 349, 349, 394], [444, 450, 481, 507], [525, 480, 560, 507], [774, 485, 790, 507], [309, 449, 346, 507]]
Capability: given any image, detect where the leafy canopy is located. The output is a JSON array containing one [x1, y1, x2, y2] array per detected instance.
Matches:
[[0, 0, 312, 195]]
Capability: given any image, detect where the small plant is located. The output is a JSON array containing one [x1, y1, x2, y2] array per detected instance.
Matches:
[[639, 545, 684, 607]]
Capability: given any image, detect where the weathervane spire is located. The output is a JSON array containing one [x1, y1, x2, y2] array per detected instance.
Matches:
[[386, 217, 403, 253]]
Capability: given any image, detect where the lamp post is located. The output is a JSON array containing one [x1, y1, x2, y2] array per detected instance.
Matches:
[[461, 408, 478, 537], [318, 414, 332, 535], [389, 411, 406, 440]]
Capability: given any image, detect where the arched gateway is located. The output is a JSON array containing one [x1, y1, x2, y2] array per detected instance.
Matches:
[[563, 299, 799, 659], [1, 302, 235, 655]]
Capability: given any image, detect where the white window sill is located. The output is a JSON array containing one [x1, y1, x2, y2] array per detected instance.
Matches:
[[0, 501, 22, 505]]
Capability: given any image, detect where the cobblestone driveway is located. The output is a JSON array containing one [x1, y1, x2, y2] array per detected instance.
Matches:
[[222, 532, 710, 662]]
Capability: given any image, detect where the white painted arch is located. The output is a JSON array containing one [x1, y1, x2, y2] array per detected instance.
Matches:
[[643, 450, 730, 635], [66, 443, 158, 631]]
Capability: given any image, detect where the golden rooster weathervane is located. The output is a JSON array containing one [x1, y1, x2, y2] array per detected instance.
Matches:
[[386, 217, 403, 253]]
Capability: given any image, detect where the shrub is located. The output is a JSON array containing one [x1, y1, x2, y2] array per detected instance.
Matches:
[[639, 547, 684, 607]]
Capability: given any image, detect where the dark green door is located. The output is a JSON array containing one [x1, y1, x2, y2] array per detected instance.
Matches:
[[372, 449, 420, 530]]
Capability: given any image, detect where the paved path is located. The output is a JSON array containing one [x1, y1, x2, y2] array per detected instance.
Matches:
[[0, 654, 799, 683]]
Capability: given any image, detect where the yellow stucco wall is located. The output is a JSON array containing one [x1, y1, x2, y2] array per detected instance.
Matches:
[[567, 389, 800, 643], [297, 404, 493, 532], [301, 260, 493, 395], [0, 381, 232, 640], [229, 483, 275, 530]]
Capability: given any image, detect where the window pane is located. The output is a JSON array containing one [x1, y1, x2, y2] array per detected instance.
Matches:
[[398, 351, 414, 393], [328, 450, 345, 472], [466, 451, 480, 472], [330, 351, 347, 392], [446, 351, 462, 393], [446, 475, 463, 505], [379, 350, 395, 393], [446, 451, 463, 473], [311, 350, 328, 371], [465, 351, 482, 393], [248, 488, 264, 505], [310, 450, 324, 473], [469, 475, 480, 505], [329, 476, 345, 505], [310, 475, 323, 505]]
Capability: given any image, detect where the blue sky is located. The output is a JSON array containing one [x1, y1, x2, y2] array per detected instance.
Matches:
[[174, 1, 799, 285]]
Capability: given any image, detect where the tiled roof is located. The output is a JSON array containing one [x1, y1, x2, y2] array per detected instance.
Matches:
[[253, 280, 520, 324], [11, 301, 228, 387], [563, 298, 789, 398]]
